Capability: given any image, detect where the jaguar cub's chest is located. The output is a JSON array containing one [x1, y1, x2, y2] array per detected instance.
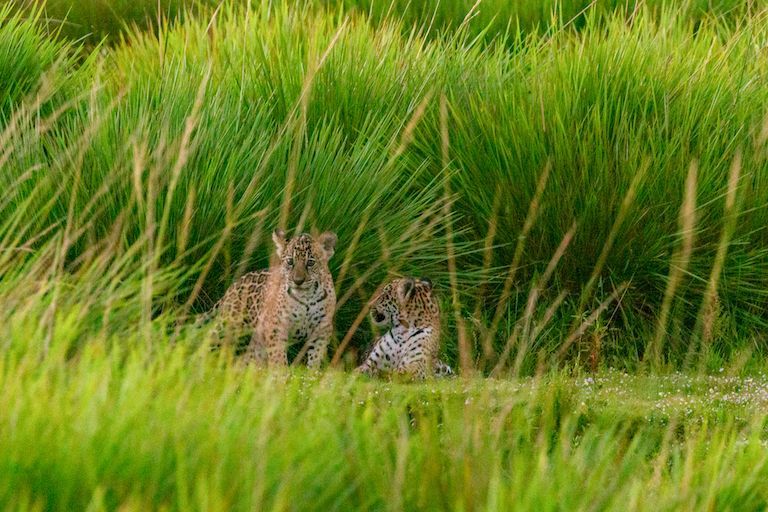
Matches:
[[281, 282, 333, 340], [372, 325, 434, 369]]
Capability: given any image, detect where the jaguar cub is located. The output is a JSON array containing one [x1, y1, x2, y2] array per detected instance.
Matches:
[[201, 229, 337, 368], [356, 277, 453, 379]]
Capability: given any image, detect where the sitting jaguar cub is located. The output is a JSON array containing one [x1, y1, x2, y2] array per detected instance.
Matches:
[[200, 229, 337, 368], [356, 277, 454, 379]]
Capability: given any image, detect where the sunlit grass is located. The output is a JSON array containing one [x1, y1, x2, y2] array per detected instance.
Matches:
[[2, 316, 768, 510], [6, 1, 766, 364]]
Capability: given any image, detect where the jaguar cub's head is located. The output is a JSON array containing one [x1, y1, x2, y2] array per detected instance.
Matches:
[[272, 229, 337, 292], [369, 277, 438, 329]]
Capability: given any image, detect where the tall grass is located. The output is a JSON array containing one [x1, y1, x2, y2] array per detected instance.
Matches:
[[2, 319, 768, 510], [331, 0, 768, 45], [0, 3, 85, 121], [5, 2, 768, 366], [15, 0, 212, 44], [19, 0, 768, 46]]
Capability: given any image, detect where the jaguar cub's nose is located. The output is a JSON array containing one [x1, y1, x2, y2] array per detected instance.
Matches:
[[293, 275, 306, 286]]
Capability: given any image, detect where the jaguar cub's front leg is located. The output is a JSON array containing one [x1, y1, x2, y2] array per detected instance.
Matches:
[[388, 326, 435, 380], [355, 340, 385, 376], [395, 359, 429, 380], [261, 322, 289, 367], [356, 330, 398, 376], [356, 347, 381, 377], [304, 322, 333, 369], [242, 331, 267, 366]]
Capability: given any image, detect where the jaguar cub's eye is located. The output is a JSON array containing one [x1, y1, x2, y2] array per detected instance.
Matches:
[[307, 259, 315, 267], [287, 258, 294, 267]]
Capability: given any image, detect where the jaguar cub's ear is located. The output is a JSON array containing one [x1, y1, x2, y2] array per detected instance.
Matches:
[[397, 278, 416, 304], [317, 231, 337, 260], [272, 229, 288, 258], [418, 277, 433, 291]]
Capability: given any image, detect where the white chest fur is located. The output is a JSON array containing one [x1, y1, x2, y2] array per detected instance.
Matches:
[[374, 325, 433, 370], [282, 282, 333, 342]]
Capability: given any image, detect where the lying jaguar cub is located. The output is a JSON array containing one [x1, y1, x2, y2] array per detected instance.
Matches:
[[356, 277, 454, 380]]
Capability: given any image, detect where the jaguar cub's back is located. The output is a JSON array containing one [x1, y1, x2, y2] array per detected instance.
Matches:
[[209, 270, 269, 335]]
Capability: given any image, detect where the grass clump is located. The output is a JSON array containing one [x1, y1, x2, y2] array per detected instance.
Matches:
[[2, 328, 768, 510], [15, 0, 212, 45], [18, 0, 768, 47], [5, 2, 768, 365], [0, 3, 84, 122], [20, 3, 459, 351], [430, 9, 768, 362]]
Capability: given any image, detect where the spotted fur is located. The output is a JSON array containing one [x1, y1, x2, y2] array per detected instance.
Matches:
[[200, 229, 337, 368], [433, 359, 454, 377], [356, 277, 452, 379]]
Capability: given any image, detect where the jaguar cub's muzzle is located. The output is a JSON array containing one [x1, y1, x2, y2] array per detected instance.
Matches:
[[291, 264, 309, 288]]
